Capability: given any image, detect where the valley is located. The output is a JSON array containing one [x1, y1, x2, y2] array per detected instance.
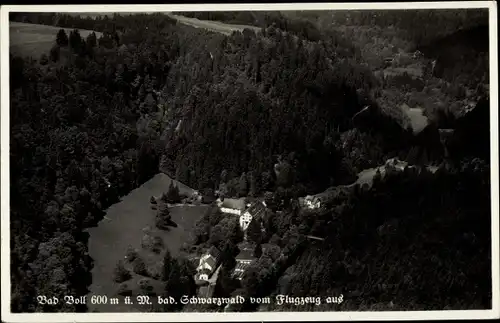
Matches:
[[7, 8, 492, 315]]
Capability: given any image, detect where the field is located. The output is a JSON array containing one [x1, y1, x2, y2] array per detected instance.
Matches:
[[9, 22, 102, 58], [168, 13, 261, 35], [9, 14, 257, 59], [60, 12, 261, 35], [86, 173, 208, 312], [354, 162, 439, 189]]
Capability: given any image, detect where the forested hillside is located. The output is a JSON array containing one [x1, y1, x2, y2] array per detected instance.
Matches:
[[9, 10, 491, 312], [10, 13, 179, 312], [174, 9, 490, 159]]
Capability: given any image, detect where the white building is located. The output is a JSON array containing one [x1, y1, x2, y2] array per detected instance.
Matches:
[[192, 190, 203, 202], [196, 246, 221, 281], [304, 195, 321, 209], [218, 198, 246, 216], [240, 212, 252, 231], [217, 198, 268, 232], [198, 269, 211, 281]]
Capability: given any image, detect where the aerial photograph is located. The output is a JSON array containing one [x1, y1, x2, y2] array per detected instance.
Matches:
[[5, 6, 494, 315]]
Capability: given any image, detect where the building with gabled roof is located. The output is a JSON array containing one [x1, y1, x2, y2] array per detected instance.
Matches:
[[196, 246, 222, 282], [231, 242, 257, 280], [218, 198, 246, 216], [232, 261, 252, 280], [235, 247, 254, 263], [240, 201, 267, 231]]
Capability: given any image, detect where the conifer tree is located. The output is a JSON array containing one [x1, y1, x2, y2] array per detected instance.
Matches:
[[166, 181, 181, 203], [56, 29, 69, 46]]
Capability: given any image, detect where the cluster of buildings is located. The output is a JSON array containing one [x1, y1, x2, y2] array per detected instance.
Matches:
[[217, 198, 267, 232], [189, 189, 328, 299], [193, 198, 269, 297]]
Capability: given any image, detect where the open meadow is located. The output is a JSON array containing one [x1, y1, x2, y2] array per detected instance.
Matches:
[[86, 173, 208, 312], [9, 22, 102, 58], [168, 13, 261, 35]]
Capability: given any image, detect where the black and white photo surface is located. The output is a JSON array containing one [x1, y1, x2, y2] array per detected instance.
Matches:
[[1, 2, 499, 322]]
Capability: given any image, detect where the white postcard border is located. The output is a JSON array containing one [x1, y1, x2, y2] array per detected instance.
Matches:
[[1, 2, 498, 322]]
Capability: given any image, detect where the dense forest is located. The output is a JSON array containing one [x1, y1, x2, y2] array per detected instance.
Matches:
[[9, 9, 491, 312], [178, 9, 488, 49], [188, 157, 490, 311]]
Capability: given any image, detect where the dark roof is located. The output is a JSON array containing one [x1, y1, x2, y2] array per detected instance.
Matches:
[[221, 198, 246, 210], [246, 201, 266, 218], [232, 271, 244, 280], [204, 256, 218, 270], [189, 256, 200, 266], [236, 247, 255, 261], [195, 278, 209, 286], [231, 262, 251, 279], [234, 262, 251, 271], [201, 246, 221, 270]]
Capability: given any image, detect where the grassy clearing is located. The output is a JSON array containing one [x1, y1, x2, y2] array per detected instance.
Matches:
[[9, 22, 102, 58], [404, 106, 429, 134], [168, 13, 261, 35], [355, 161, 439, 189], [86, 173, 208, 312]]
